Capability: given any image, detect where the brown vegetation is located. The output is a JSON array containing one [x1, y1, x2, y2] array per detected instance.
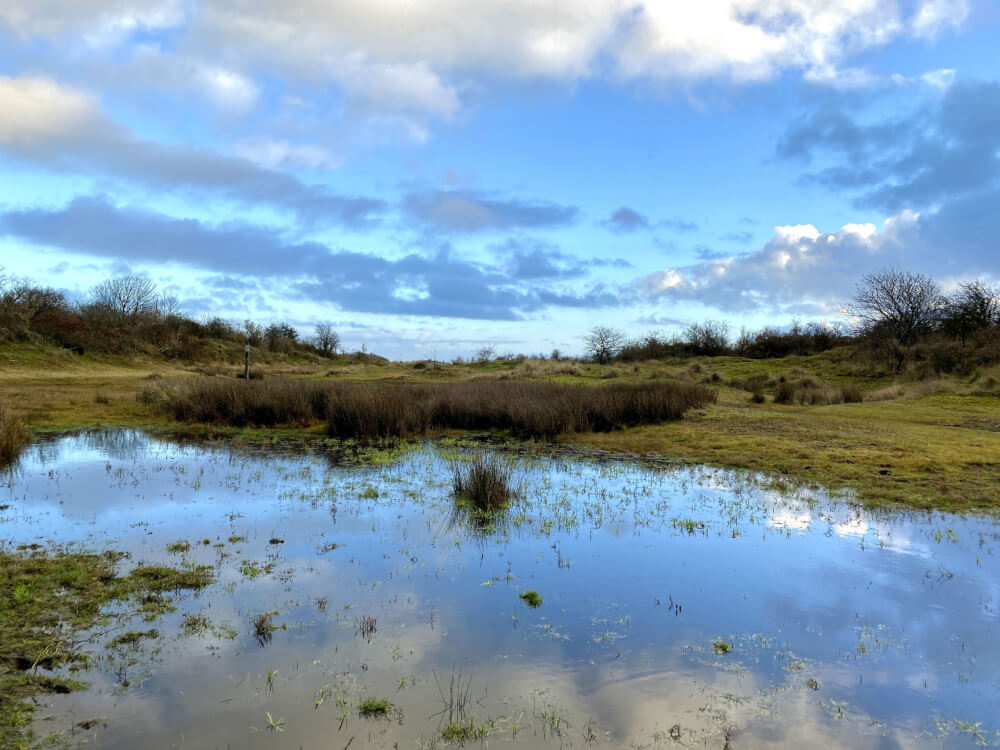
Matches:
[[141, 378, 716, 438], [0, 403, 28, 468]]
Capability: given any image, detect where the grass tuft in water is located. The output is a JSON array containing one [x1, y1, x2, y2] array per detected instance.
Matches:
[[442, 718, 492, 744], [252, 612, 279, 646], [712, 637, 733, 654], [453, 454, 514, 512], [519, 589, 542, 608], [358, 696, 391, 718]]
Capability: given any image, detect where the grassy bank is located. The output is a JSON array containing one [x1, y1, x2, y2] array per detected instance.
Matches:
[[1, 342, 998, 511], [0, 547, 214, 748]]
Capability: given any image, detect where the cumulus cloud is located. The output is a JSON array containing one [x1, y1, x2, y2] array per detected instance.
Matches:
[[404, 190, 578, 232], [0, 196, 622, 320], [637, 205, 997, 315], [182, 0, 968, 88], [2, 1, 969, 94]]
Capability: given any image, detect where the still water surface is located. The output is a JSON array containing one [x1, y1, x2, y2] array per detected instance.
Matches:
[[3, 430, 999, 748]]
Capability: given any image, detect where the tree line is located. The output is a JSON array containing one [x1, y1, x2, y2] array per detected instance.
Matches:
[[585, 269, 1000, 374], [0, 271, 342, 361]]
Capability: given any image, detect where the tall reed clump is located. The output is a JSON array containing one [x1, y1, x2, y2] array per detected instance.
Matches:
[[0, 404, 29, 468], [452, 454, 514, 511], [142, 379, 716, 439]]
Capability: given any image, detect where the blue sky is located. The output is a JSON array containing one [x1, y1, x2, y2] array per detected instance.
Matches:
[[0, 0, 997, 359]]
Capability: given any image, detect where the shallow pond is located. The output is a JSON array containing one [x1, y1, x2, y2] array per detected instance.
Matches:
[[3, 430, 999, 748]]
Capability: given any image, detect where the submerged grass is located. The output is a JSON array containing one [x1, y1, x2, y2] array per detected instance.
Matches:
[[142, 378, 716, 439], [0, 547, 214, 748]]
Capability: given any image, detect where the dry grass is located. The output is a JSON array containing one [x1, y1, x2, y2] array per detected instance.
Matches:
[[142, 378, 716, 439], [774, 377, 863, 405], [0, 403, 29, 468]]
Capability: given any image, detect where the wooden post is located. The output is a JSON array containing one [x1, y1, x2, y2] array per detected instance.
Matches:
[[244, 343, 250, 380]]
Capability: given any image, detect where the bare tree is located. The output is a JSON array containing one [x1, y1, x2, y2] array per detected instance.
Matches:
[[92, 275, 158, 322], [942, 280, 1000, 344], [313, 322, 341, 357], [848, 269, 943, 346], [684, 320, 730, 355], [474, 344, 496, 364], [585, 325, 625, 364], [156, 294, 184, 319]]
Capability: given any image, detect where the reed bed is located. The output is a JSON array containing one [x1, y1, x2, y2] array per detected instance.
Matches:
[[0, 404, 29, 468], [142, 378, 715, 439]]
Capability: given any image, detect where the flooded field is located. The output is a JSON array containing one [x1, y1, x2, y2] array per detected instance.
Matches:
[[3, 430, 999, 749]]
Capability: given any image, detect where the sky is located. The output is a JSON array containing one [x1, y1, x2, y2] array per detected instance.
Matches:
[[0, 0, 998, 359]]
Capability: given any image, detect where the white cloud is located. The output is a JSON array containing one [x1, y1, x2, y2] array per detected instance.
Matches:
[[332, 56, 460, 117], [232, 138, 342, 170], [184, 0, 969, 92], [0, 0, 185, 45], [197, 67, 260, 113], [636, 213, 920, 314], [921, 68, 956, 89], [911, 0, 970, 38], [0, 76, 103, 145]]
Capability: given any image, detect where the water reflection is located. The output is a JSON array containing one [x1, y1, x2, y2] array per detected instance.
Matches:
[[2, 430, 998, 749]]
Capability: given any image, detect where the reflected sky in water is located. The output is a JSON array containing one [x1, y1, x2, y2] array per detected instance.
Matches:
[[2, 431, 999, 749]]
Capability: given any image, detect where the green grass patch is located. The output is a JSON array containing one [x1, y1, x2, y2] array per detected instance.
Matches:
[[358, 696, 391, 718], [519, 589, 542, 608]]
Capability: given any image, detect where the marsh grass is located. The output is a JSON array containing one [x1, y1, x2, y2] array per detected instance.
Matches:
[[712, 638, 733, 654], [252, 611, 280, 646], [358, 696, 391, 718], [452, 454, 515, 512], [141, 379, 715, 438], [0, 548, 214, 747], [519, 590, 542, 607], [0, 404, 29, 469], [442, 719, 492, 743]]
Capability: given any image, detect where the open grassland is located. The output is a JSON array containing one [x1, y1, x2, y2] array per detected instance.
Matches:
[[1, 342, 998, 511]]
